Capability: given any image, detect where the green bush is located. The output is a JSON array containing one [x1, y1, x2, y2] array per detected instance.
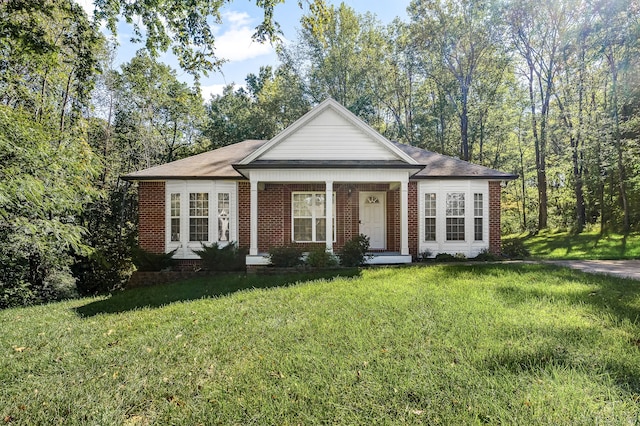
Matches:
[[416, 249, 433, 262], [434, 253, 457, 262], [472, 248, 500, 262], [502, 238, 530, 259], [305, 248, 339, 268], [268, 244, 304, 267], [132, 247, 177, 272], [339, 234, 370, 267], [193, 242, 247, 272]]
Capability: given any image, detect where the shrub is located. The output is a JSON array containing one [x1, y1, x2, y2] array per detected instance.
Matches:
[[473, 248, 500, 262], [434, 253, 457, 262], [339, 234, 370, 267], [502, 238, 530, 259], [268, 244, 304, 267], [132, 247, 177, 272], [454, 252, 467, 261], [305, 248, 339, 268], [193, 242, 247, 272], [416, 249, 433, 262]]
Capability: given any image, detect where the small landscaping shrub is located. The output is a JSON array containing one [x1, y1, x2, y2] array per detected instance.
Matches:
[[434, 252, 457, 262], [305, 248, 339, 268], [268, 244, 304, 267], [473, 248, 500, 262], [417, 249, 433, 262], [454, 252, 467, 261], [132, 247, 177, 272], [502, 238, 530, 259], [339, 234, 370, 267], [193, 242, 247, 272]]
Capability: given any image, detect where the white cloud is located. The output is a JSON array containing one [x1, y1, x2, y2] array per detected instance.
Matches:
[[76, 0, 94, 17], [214, 11, 274, 62], [200, 84, 248, 100]]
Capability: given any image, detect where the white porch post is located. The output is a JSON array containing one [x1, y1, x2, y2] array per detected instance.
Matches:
[[400, 179, 409, 256], [325, 180, 333, 253], [250, 179, 258, 255]]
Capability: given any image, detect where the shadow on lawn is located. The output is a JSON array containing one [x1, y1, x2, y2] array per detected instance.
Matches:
[[458, 263, 640, 393], [74, 269, 360, 318]]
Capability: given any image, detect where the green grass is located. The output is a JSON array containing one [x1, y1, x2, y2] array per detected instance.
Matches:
[[2, 265, 640, 424], [512, 229, 640, 260]]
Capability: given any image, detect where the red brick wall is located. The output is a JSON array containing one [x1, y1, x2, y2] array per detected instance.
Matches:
[[489, 180, 502, 255], [408, 181, 418, 258], [250, 183, 403, 253], [238, 181, 250, 249], [138, 181, 165, 254]]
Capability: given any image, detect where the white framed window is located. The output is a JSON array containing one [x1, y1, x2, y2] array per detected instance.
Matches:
[[424, 193, 436, 241], [189, 192, 209, 242], [446, 192, 465, 241], [474, 193, 483, 241], [170, 193, 181, 242], [292, 192, 336, 242], [218, 192, 230, 242]]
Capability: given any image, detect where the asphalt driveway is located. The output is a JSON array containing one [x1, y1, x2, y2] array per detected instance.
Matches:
[[545, 260, 640, 281]]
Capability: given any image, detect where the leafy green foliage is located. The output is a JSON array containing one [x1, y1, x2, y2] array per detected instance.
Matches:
[[305, 248, 339, 268], [193, 242, 247, 272], [434, 253, 457, 262], [268, 245, 305, 267], [472, 249, 501, 262], [131, 248, 177, 272], [0, 107, 99, 307], [339, 234, 370, 267], [501, 238, 531, 259]]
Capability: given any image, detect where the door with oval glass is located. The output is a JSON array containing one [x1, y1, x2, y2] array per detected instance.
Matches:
[[359, 191, 386, 250]]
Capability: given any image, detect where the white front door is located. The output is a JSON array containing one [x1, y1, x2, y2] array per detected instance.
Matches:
[[359, 192, 386, 250]]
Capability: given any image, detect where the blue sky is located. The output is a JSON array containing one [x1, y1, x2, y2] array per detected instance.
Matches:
[[78, 1, 411, 101]]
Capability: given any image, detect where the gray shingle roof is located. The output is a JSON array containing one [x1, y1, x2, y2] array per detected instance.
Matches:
[[122, 139, 517, 181], [121, 139, 268, 180], [393, 142, 517, 180]]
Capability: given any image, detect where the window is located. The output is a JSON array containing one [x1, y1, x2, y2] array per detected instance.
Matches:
[[189, 193, 209, 241], [474, 193, 483, 241], [446, 192, 465, 241], [170, 193, 180, 242], [424, 193, 436, 241], [218, 193, 230, 242], [292, 192, 335, 242]]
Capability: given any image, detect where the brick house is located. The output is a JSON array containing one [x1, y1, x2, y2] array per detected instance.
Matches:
[[123, 99, 516, 267]]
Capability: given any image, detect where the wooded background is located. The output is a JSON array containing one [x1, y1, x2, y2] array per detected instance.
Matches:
[[1, 0, 638, 306]]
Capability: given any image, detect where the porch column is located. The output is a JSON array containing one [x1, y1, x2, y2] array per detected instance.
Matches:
[[400, 179, 409, 256], [250, 179, 258, 255], [325, 180, 333, 253]]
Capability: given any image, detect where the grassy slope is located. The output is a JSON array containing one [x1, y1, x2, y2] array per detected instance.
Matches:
[[512, 230, 640, 259], [2, 265, 640, 424]]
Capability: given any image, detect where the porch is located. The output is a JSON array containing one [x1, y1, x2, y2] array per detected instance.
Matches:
[[246, 251, 412, 266]]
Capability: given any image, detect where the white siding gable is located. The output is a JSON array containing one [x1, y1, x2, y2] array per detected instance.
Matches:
[[259, 108, 400, 161]]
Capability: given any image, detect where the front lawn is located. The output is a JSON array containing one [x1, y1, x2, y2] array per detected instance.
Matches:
[[512, 229, 640, 260], [2, 265, 640, 424]]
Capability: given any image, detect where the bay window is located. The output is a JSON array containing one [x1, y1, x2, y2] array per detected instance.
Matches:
[[446, 192, 465, 241]]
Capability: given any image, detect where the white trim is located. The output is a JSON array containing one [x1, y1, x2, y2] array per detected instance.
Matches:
[[243, 168, 412, 183], [325, 181, 333, 253], [238, 99, 418, 165], [400, 179, 409, 256], [250, 179, 258, 256], [417, 180, 490, 258], [291, 191, 336, 243], [165, 180, 237, 259], [366, 255, 412, 265]]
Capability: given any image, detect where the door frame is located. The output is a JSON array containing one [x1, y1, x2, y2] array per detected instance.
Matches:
[[359, 191, 386, 250]]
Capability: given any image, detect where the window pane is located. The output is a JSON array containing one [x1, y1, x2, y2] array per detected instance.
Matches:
[[446, 218, 465, 241], [446, 193, 465, 216], [316, 218, 326, 242], [218, 193, 230, 242], [425, 193, 436, 217], [294, 218, 312, 241], [474, 217, 483, 241], [190, 193, 208, 216], [171, 193, 180, 217], [293, 194, 312, 217], [474, 193, 483, 217], [171, 218, 180, 242], [190, 218, 209, 241], [425, 217, 436, 241]]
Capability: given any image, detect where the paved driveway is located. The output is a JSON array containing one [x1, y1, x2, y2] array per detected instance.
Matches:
[[545, 260, 640, 281]]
